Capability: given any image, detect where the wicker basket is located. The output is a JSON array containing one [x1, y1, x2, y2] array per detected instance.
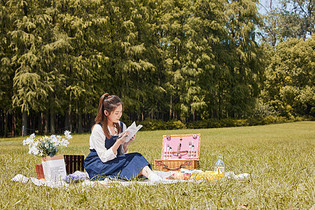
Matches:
[[154, 159, 199, 171]]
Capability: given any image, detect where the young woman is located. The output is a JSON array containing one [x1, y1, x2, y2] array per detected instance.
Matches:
[[84, 93, 162, 182]]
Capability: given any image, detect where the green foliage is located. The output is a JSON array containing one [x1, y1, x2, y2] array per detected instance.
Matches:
[[140, 119, 186, 130], [260, 0, 314, 45], [280, 0, 314, 40], [186, 115, 313, 129], [263, 37, 315, 117], [0, 0, 313, 136], [39, 140, 57, 157], [253, 98, 277, 117], [138, 115, 313, 131], [0, 2, 14, 114]]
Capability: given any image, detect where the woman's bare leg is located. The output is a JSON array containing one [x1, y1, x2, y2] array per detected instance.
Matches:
[[138, 165, 162, 182], [138, 165, 152, 177]]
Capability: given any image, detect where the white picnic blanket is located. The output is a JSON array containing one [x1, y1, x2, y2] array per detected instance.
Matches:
[[11, 170, 250, 188]]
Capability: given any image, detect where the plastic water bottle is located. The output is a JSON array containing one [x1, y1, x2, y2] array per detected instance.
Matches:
[[214, 154, 225, 173]]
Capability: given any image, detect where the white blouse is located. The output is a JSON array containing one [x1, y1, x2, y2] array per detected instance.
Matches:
[[89, 122, 127, 163]]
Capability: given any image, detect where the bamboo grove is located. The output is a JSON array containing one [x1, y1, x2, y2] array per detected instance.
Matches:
[[0, 0, 314, 136]]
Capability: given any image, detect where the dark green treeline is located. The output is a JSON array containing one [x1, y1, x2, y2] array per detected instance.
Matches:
[[0, 0, 272, 136]]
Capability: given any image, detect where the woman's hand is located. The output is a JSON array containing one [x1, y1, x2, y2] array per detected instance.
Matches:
[[117, 131, 129, 145], [111, 131, 129, 155], [129, 134, 136, 143], [122, 134, 135, 153], [124, 134, 136, 146]]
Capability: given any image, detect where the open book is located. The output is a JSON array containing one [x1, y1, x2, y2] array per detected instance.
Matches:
[[124, 121, 143, 143]]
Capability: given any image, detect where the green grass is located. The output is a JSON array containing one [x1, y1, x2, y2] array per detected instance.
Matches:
[[1, 121, 314, 209]]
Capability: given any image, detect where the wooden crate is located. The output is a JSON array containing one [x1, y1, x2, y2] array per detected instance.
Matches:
[[35, 164, 45, 179], [154, 134, 200, 171], [64, 155, 85, 174]]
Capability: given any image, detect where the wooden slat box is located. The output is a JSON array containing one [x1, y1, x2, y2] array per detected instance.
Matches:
[[154, 134, 200, 171], [64, 155, 85, 175]]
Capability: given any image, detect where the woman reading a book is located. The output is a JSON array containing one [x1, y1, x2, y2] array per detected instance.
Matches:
[[84, 93, 162, 182]]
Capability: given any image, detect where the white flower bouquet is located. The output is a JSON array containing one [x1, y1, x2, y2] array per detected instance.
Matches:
[[23, 131, 72, 157]]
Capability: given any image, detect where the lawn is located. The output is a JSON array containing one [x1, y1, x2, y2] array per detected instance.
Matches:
[[0, 121, 314, 209]]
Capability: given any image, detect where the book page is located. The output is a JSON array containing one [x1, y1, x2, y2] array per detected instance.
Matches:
[[124, 121, 143, 143]]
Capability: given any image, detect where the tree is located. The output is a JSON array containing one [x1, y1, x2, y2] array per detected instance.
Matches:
[[9, 0, 54, 134], [280, 0, 314, 40], [0, 1, 15, 136], [260, 0, 314, 46], [217, 0, 265, 118], [186, 0, 227, 120], [55, 0, 102, 133], [263, 36, 315, 116]]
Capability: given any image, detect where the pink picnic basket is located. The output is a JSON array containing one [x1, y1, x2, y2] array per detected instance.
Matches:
[[154, 134, 200, 171]]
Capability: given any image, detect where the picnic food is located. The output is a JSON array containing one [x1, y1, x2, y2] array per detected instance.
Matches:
[[167, 172, 192, 180], [174, 172, 191, 180], [191, 171, 224, 181]]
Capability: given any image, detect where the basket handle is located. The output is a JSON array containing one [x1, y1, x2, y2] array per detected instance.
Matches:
[[160, 161, 192, 171]]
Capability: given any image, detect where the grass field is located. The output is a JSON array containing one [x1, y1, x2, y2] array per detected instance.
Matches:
[[0, 121, 314, 209]]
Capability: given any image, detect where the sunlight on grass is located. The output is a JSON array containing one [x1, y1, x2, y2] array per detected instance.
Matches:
[[0, 121, 314, 209]]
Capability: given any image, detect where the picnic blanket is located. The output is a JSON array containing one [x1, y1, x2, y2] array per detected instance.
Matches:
[[11, 170, 250, 188]]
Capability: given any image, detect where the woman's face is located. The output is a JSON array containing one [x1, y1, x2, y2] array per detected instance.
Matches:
[[107, 104, 123, 124]]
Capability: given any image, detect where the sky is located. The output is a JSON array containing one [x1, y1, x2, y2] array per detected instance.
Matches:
[[258, 0, 282, 14]]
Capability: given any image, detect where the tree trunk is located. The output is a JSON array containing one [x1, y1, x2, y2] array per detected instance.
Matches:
[[169, 95, 173, 120], [44, 113, 48, 135], [12, 110, 16, 136], [50, 104, 55, 134], [4, 112, 8, 137], [29, 112, 33, 131], [22, 111, 27, 136], [40, 112, 44, 134], [69, 99, 73, 132], [65, 110, 70, 131], [78, 113, 83, 133], [218, 85, 222, 119]]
